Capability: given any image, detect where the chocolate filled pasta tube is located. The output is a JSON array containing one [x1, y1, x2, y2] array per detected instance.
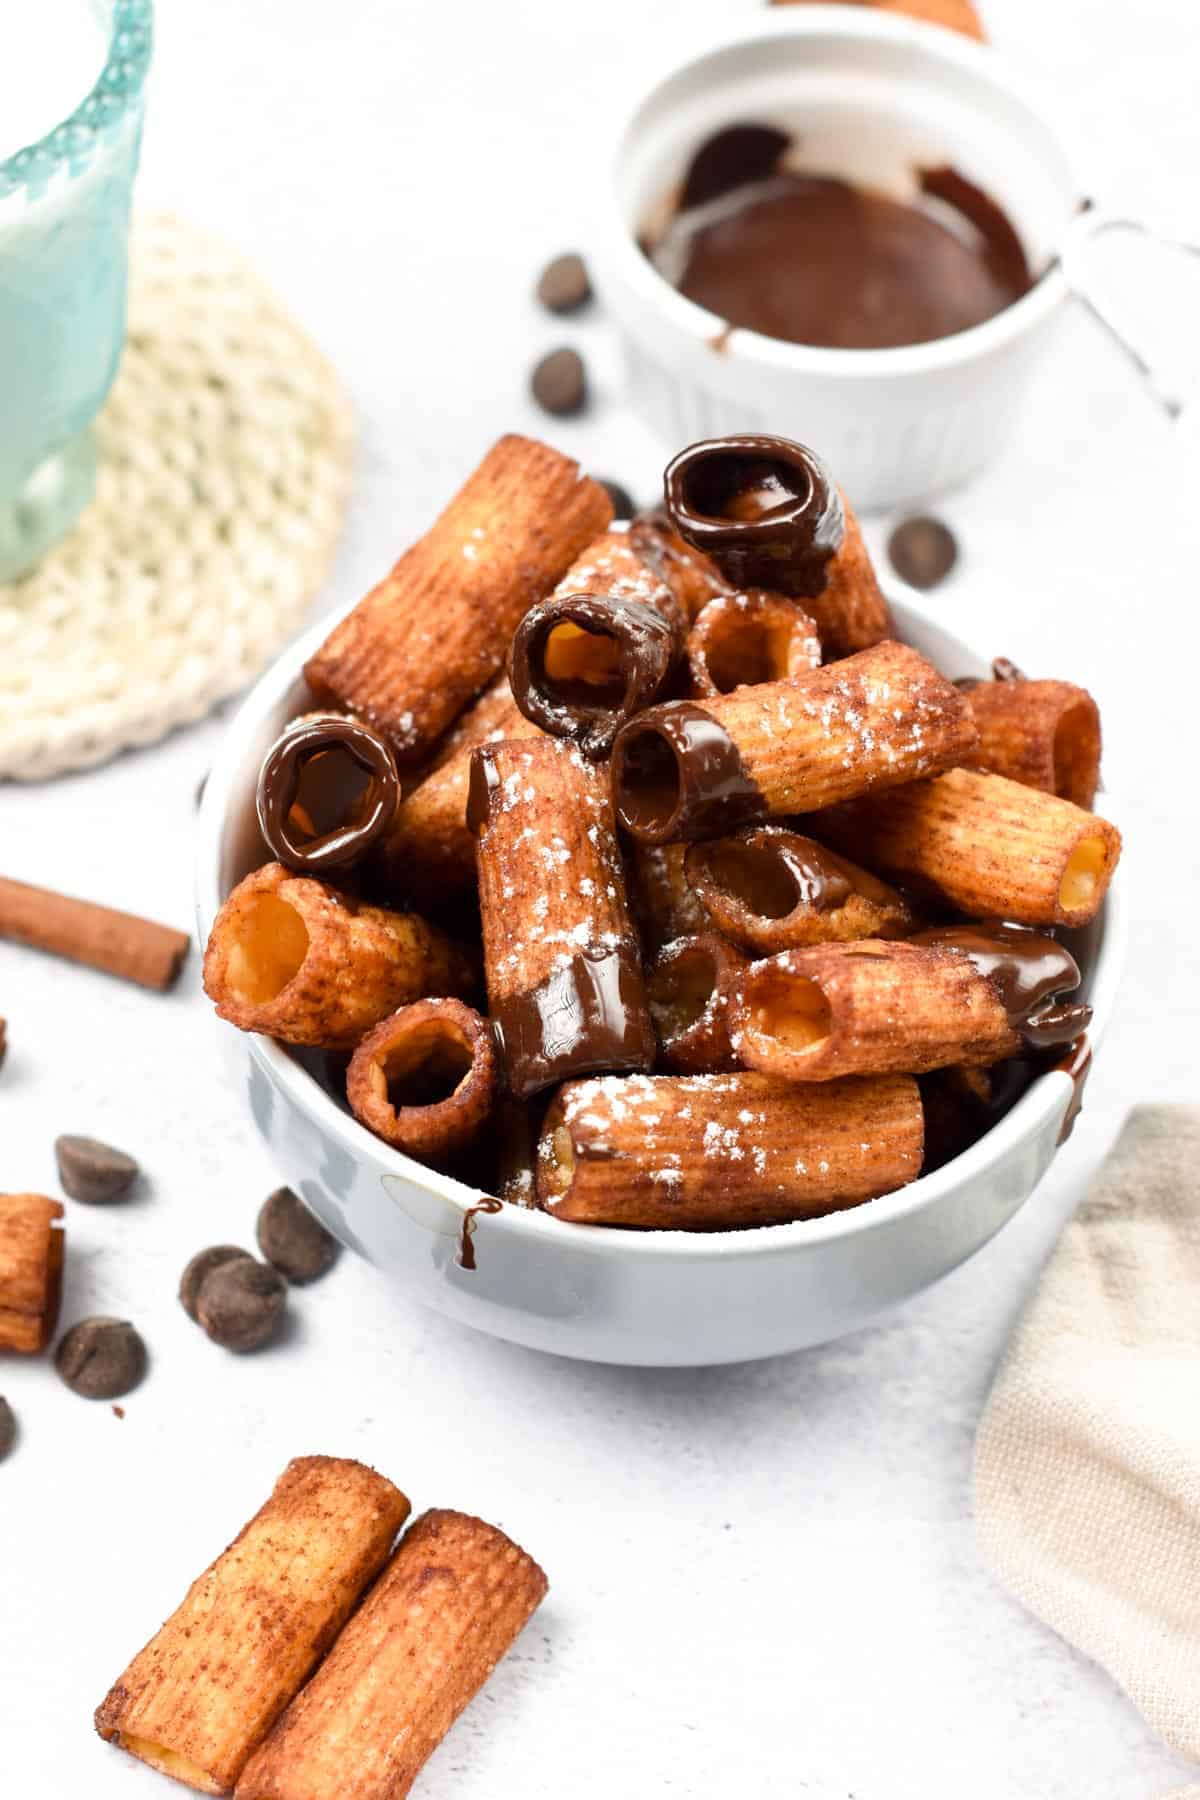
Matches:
[[95, 1457, 411, 1795], [235, 1510, 547, 1800], [468, 736, 654, 1099], [611, 640, 976, 845], [962, 676, 1102, 808], [686, 590, 821, 696], [732, 927, 1091, 1083], [256, 713, 400, 875], [537, 1071, 923, 1229], [685, 825, 912, 954], [346, 999, 498, 1163], [664, 435, 891, 655], [0, 1193, 64, 1353], [815, 768, 1121, 928], [304, 435, 611, 760], [646, 932, 748, 1074], [372, 678, 542, 903], [203, 862, 476, 1049]]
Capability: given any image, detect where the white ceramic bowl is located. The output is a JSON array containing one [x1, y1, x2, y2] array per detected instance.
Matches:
[[591, 8, 1081, 510], [195, 595, 1125, 1367]]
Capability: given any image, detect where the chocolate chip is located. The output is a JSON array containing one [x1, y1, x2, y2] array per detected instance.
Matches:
[[179, 1245, 254, 1322], [888, 515, 959, 590], [599, 479, 636, 520], [196, 1259, 286, 1352], [536, 252, 592, 314], [0, 1397, 15, 1461], [531, 347, 587, 417], [55, 1135, 139, 1204], [256, 1187, 339, 1285], [55, 1317, 147, 1399]]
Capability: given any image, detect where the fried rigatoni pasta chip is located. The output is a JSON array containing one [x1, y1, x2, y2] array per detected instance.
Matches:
[[816, 768, 1121, 928], [685, 824, 912, 953], [625, 841, 710, 954], [646, 932, 749, 1073], [346, 999, 497, 1163], [686, 590, 822, 696], [96, 1457, 410, 1795], [304, 435, 611, 760], [236, 1510, 547, 1800], [964, 677, 1101, 808], [0, 1193, 64, 1353], [372, 680, 542, 903], [732, 931, 1087, 1082], [611, 640, 976, 844], [628, 510, 732, 621], [203, 862, 476, 1049], [538, 1071, 923, 1228], [469, 736, 654, 1099]]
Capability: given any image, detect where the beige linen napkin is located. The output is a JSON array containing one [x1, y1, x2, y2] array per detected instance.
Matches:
[[976, 1105, 1200, 1763]]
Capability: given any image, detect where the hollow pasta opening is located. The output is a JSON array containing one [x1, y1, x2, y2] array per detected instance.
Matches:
[[703, 612, 802, 693], [647, 943, 718, 1042], [225, 893, 309, 1004], [614, 725, 681, 835], [117, 1737, 223, 1795], [374, 1023, 474, 1112], [752, 976, 831, 1053], [1052, 702, 1098, 807], [685, 453, 810, 524], [540, 621, 626, 708], [288, 745, 373, 842], [700, 839, 798, 920], [1058, 835, 1107, 914]]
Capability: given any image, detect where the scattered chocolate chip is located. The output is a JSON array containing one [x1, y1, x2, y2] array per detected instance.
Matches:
[[256, 1187, 339, 1285], [600, 479, 636, 520], [112, 1404, 125, 1420], [179, 1245, 254, 1322], [888, 515, 959, 590], [531, 347, 587, 417], [992, 655, 1026, 683], [196, 1259, 286, 1352], [55, 1317, 147, 1399], [0, 1397, 15, 1460], [55, 1134, 139, 1204], [536, 251, 592, 314]]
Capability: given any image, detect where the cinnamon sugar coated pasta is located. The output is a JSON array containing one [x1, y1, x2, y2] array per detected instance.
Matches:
[[202, 431, 1122, 1237]]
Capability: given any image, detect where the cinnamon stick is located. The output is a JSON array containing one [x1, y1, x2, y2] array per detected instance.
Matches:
[[0, 877, 190, 992]]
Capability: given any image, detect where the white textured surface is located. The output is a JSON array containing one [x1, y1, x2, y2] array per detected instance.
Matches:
[[1, 1, 1198, 1796]]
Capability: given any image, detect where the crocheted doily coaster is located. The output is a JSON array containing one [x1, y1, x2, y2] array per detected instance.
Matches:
[[0, 212, 353, 781]]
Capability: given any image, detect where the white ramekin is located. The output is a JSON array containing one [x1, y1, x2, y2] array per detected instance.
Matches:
[[590, 7, 1080, 512], [195, 595, 1125, 1368]]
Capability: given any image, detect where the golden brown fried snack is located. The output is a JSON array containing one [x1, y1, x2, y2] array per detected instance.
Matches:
[[203, 862, 476, 1049], [0, 1193, 64, 1353], [304, 435, 611, 760], [538, 1071, 923, 1228], [346, 999, 497, 1164], [686, 590, 821, 695], [236, 1509, 547, 1800], [96, 1457, 411, 1795], [685, 825, 912, 953], [646, 932, 749, 1074], [964, 678, 1101, 808], [626, 841, 711, 954], [815, 768, 1121, 928], [611, 640, 977, 844]]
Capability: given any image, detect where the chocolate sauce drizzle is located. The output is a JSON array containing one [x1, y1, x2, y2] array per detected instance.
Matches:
[[911, 921, 1092, 1049], [458, 1195, 503, 1272], [492, 945, 657, 1102], [507, 591, 681, 759], [257, 713, 400, 873], [664, 435, 844, 599], [611, 700, 768, 845]]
